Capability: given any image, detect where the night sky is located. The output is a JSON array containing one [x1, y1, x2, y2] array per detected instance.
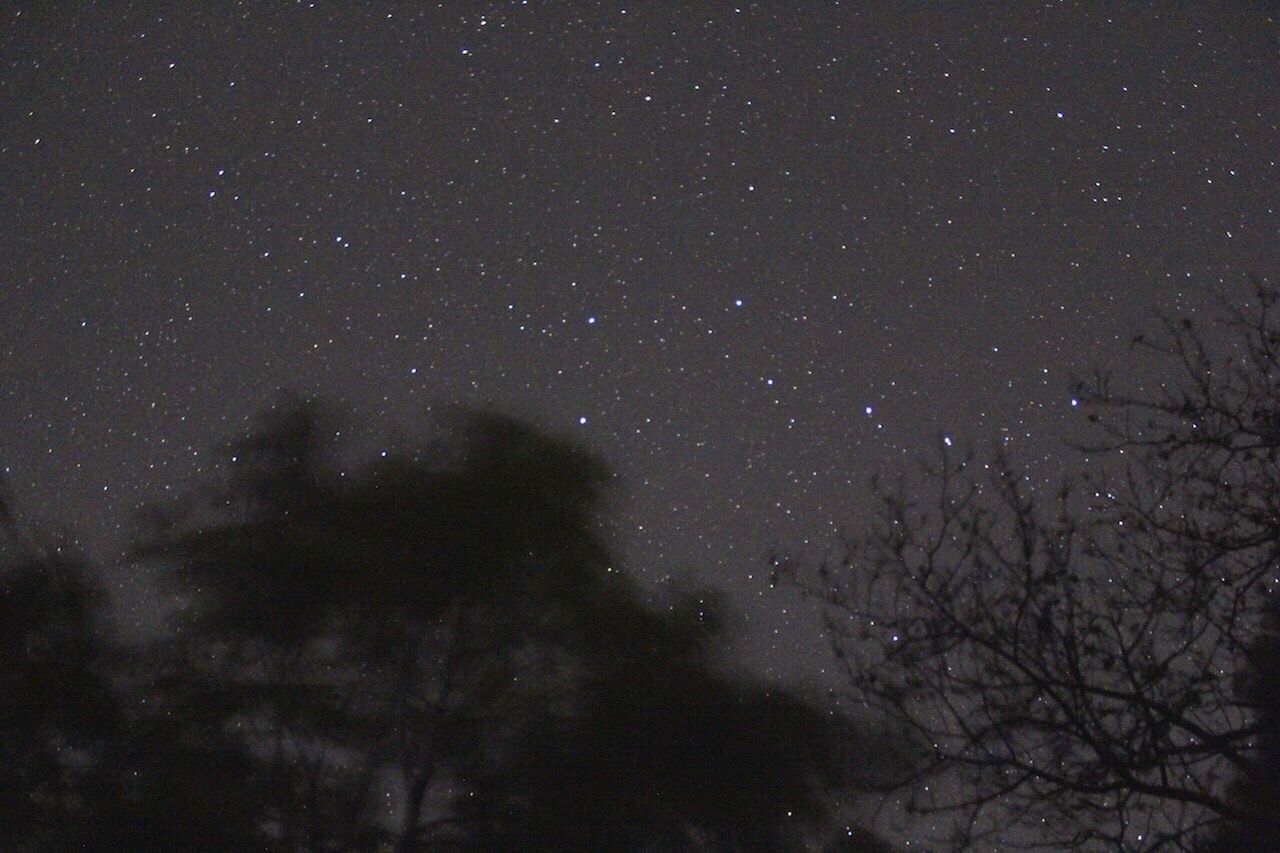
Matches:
[[2, 4, 1276, 681]]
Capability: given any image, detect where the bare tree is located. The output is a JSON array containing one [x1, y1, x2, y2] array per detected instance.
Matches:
[[781, 280, 1280, 849]]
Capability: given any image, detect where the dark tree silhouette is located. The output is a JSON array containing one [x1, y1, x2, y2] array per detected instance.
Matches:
[[133, 399, 889, 851], [454, 587, 894, 851], [0, 486, 120, 850], [0, 481, 271, 851], [1197, 610, 1280, 851], [781, 281, 1280, 849]]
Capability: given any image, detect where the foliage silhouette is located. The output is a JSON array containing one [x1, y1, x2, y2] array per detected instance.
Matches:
[[453, 588, 878, 851], [1, 481, 273, 851], [128, 400, 888, 851], [0, 488, 118, 850]]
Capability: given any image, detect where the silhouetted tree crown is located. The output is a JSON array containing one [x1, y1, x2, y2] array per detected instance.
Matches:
[[126, 401, 888, 851], [1, 400, 894, 852], [0, 495, 116, 850]]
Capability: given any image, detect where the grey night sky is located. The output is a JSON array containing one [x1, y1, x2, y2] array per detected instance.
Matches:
[[1, 3, 1276, 683]]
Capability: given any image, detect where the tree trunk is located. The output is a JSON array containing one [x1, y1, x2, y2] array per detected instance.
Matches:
[[395, 773, 431, 853]]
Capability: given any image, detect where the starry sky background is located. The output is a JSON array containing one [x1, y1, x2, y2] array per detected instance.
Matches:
[[1, 3, 1276, 681]]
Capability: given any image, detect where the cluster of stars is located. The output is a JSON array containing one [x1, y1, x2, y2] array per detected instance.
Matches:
[[0, 12, 1274, 845]]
